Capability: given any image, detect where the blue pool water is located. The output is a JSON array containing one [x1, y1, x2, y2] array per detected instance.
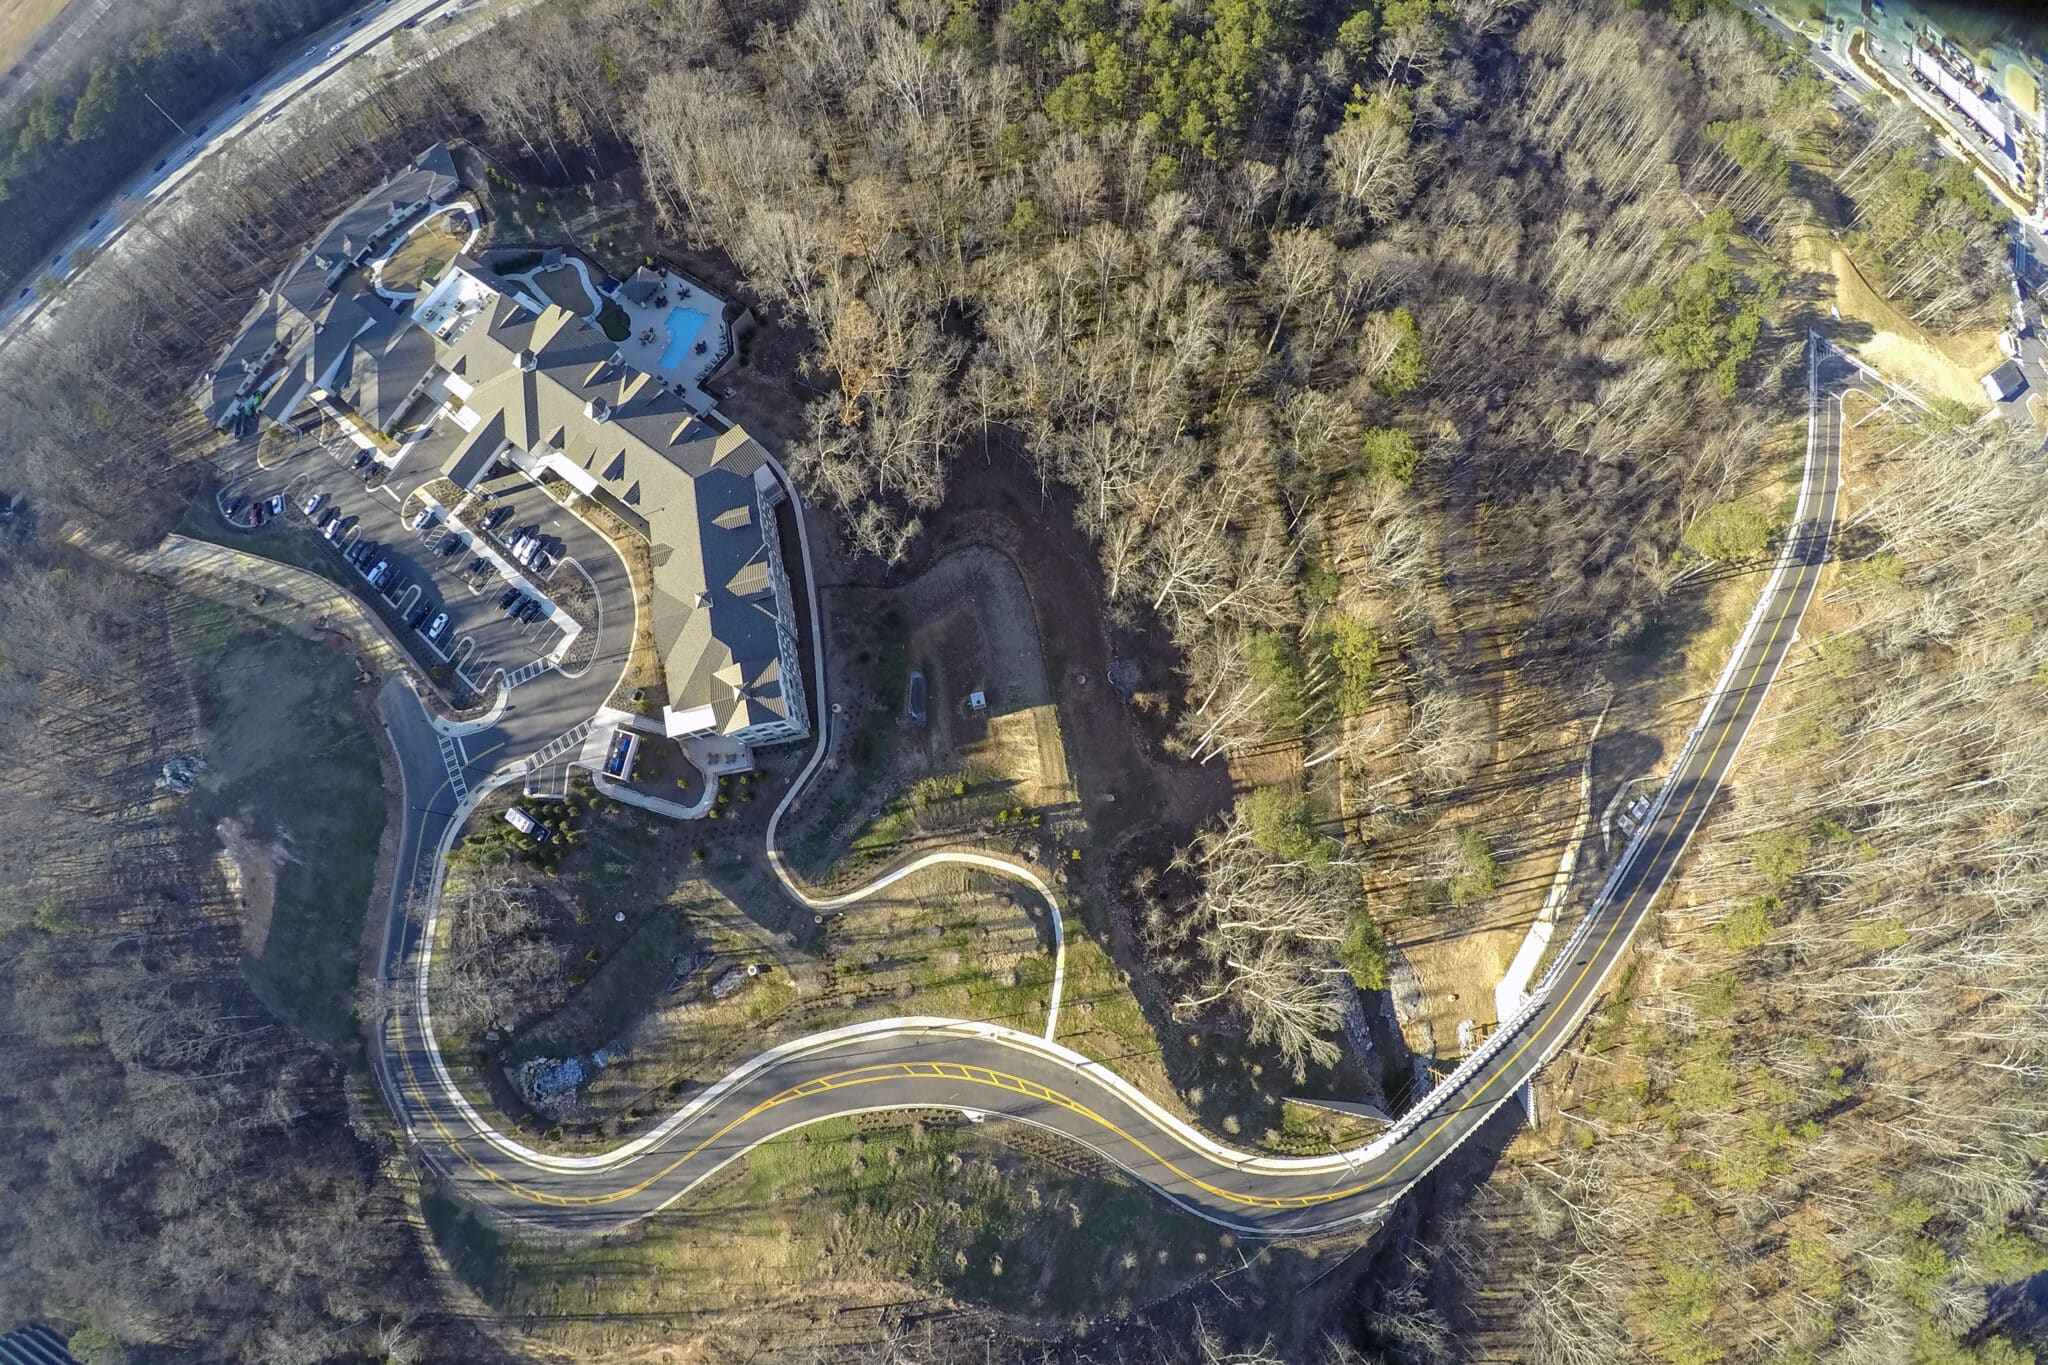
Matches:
[[658, 307, 711, 370]]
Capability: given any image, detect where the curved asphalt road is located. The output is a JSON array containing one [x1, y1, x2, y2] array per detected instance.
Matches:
[[0, 0, 1863, 1248], [367, 345, 1852, 1237]]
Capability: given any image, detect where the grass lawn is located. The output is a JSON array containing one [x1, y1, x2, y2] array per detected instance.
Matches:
[[379, 224, 466, 293], [176, 499, 354, 591], [529, 263, 597, 315], [422, 1110, 1251, 1351], [168, 596, 386, 1046], [0, 0, 71, 69]]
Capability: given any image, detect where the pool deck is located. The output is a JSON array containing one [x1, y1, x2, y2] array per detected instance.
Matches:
[[611, 270, 730, 397]]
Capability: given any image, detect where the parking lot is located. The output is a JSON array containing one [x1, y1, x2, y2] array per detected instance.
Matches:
[[212, 409, 606, 694]]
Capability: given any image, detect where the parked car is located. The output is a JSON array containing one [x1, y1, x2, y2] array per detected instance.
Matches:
[[228, 496, 247, 517], [352, 449, 372, 470], [324, 519, 343, 542], [368, 560, 389, 585], [302, 492, 326, 517], [411, 507, 438, 532], [408, 603, 433, 630], [427, 613, 449, 641], [268, 494, 285, 517], [440, 532, 466, 557], [318, 507, 339, 528]]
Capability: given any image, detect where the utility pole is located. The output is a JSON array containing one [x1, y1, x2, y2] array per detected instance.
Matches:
[[141, 91, 191, 140]]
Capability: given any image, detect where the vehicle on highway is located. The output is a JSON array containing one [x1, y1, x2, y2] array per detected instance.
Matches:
[[195, 123, 209, 135], [153, 158, 168, 172], [239, 93, 253, 105], [328, 40, 347, 56], [402, 15, 421, 26], [86, 216, 100, 230]]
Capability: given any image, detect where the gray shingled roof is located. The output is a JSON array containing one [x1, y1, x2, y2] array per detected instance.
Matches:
[[431, 276, 797, 736], [200, 144, 461, 427], [0, 1325, 80, 1365]]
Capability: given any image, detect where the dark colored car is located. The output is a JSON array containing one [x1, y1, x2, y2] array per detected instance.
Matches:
[[498, 589, 520, 612], [86, 216, 101, 230], [352, 449, 372, 469], [228, 496, 247, 517], [154, 158, 168, 172], [239, 93, 253, 105], [408, 603, 433, 630]]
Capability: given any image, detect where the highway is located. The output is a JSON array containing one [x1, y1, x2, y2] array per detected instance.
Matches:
[[367, 343, 1852, 1237]]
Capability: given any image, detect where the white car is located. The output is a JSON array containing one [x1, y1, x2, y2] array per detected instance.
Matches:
[[302, 492, 325, 517], [426, 612, 448, 640], [328, 41, 347, 57]]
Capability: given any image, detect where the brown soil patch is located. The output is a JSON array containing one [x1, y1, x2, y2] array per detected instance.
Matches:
[[1822, 240, 1998, 407], [216, 815, 285, 957]]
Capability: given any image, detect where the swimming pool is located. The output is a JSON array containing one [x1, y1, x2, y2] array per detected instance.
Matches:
[[658, 306, 711, 371]]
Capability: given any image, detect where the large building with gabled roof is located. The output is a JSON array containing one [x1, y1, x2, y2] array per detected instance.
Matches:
[[199, 143, 461, 434], [415, 258, 808, 745]]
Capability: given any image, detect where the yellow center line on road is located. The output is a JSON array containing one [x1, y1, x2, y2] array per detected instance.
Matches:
[[389, 530, 1823, 1218], [387, 398, 1837, 1225]]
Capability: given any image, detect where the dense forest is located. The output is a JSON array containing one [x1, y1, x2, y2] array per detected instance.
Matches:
[[0, 0, 2040, 1358]]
